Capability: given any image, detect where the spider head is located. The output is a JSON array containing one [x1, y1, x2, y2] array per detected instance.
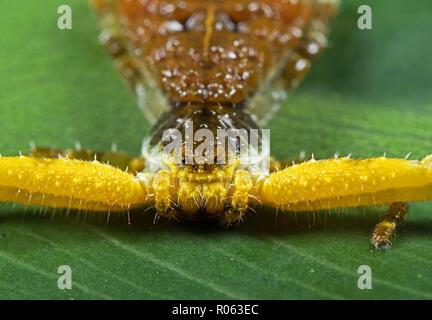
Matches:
[[140, 103, 267, 217], [144, 103, 262, 173]]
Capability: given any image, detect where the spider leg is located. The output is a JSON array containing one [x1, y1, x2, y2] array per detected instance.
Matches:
[[30, 147, 145, 174], [153, 170, 177, 219], [0, 156, 152, 212], [281, 0, 339, 90], [254, 155, 432, 248], [92, 0, 170, 123], [221, 171, 253, 226], [371, 202, 409, 249]]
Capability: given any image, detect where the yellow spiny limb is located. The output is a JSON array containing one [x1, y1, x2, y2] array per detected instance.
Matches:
[[221, 171, 253, 226], [230, 171, 253, 214], [0, 156, 148, 212], [259, 155, 432, 212]]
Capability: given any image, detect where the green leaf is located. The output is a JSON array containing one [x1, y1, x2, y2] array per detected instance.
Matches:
[[1, 0, 432, 299]]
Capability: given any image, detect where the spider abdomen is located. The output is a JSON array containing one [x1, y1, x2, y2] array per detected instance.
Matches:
[[94, 0, 338, 124]]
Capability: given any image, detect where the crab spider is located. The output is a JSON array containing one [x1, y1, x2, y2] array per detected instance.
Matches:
[[1, 0, 430, 249]]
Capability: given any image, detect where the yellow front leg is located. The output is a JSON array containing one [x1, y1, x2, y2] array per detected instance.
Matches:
[[260, 155, 432, 211], [0, 156, 151, 212], [256, 154, 432, 248]]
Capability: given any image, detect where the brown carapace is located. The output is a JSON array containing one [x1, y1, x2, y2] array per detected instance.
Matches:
[[2, 0, 432, 249]]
